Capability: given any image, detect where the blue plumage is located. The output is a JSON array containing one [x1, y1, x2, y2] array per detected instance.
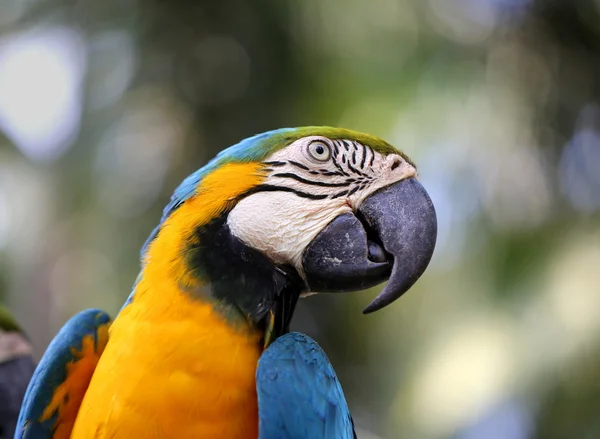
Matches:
[[162, 128, 296, 221], [15, 309, 111, 439], [257, 332, 356, 439]]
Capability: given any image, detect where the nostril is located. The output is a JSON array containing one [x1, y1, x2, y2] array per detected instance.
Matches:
[[390, 157, 401, 171], [367, 241, 387, 263], [356, 209, 389, 263]]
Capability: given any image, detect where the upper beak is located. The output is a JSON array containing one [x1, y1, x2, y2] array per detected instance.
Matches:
[[301, 177, 437, 314]]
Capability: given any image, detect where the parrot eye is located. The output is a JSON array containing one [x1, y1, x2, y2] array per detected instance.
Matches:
[[306, 141, 331, 162]]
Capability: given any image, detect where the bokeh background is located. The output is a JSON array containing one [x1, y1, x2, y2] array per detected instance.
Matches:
[[1, 0, 600, 438]]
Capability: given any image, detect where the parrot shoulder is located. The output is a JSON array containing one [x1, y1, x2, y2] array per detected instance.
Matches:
[[256, 332, 356, 439], [15, 309, 111, 439]]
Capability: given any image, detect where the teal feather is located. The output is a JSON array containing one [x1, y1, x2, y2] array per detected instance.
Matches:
[[257, 332, 356, 439]]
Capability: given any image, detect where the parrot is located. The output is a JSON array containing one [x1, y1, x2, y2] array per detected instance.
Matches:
[[0, 305, 35, 439], [14, 127, 437, 439]]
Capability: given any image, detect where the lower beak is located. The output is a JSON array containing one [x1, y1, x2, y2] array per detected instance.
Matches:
[[301, 177, 437, 314]]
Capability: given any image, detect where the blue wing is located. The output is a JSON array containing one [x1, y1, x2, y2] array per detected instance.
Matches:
[[15, 309, 111, 439], [256, 332, 356, 439]]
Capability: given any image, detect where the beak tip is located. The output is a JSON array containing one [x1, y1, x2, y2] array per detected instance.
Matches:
[[361, 277, 413, 314], [361, 303, 379, 315], [302, 177, 437, 314], [359, 177, 438, 313]]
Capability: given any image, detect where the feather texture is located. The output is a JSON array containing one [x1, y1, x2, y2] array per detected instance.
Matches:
[[15, 309, 110, 439], [257, 332, 356, 439]]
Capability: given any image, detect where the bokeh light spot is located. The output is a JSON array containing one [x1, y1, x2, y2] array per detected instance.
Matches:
[[0, 27, 85, 163]]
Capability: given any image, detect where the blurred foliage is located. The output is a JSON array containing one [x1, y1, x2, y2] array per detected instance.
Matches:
[[1, 0, 599, 438]]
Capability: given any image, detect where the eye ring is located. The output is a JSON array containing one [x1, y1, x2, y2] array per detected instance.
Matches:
[[307, 140, 331, 162]]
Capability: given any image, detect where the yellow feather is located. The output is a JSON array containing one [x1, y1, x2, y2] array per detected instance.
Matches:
[[41, 321, 110, 439], [71, 162, 268, 439]]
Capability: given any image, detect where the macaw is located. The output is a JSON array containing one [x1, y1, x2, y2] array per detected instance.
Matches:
[[0, 306, 35, 439], [15, 127, 437, 439]]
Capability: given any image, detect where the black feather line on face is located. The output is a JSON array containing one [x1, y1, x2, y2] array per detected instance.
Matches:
[[332, 142, 340, 157], [331, 158, 350, 176], [357, 181, 370, 192], [347, 185, 361, 197], [264, 161, 287, 167], [272, 173, 353, 188], [288, 160, 310, 171], [185, 213, 304, 340], [330, 189, 349, 199], [346, 162, 369, 177], [360, 143, 367, 169], [247, 184, 329, 200]]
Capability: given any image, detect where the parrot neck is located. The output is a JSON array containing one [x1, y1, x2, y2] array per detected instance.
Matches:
[[132, 211, 303, 345], [131, 219, 258, 335], [89, 259, 264, 439], [79, 163, 306, 438], [104, 195, 272, 437], [131, 161, 305, 342]]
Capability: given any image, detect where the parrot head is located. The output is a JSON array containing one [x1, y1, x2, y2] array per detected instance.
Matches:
[[141, 127, 437, 344]]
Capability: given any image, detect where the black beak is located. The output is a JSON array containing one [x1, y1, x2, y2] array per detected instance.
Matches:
[[301, 178, 437, 314]]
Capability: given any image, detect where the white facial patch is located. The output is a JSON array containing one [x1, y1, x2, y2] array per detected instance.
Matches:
[[228, 192, 351, 272], [226, 135, 416, 275]]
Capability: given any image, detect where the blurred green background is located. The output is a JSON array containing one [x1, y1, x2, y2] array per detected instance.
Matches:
[[1, 0, 600, 438]]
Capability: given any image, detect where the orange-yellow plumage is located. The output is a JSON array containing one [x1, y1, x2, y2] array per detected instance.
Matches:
[[40, 321, 110, 439], [70, 162, 268, 439]]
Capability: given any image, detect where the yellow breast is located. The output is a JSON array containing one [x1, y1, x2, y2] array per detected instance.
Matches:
[[70, 161, 269, 438], [71, 288, 261, 439]]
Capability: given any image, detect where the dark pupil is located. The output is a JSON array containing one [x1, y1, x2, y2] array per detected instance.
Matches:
[[315, 145, 325, 155]]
